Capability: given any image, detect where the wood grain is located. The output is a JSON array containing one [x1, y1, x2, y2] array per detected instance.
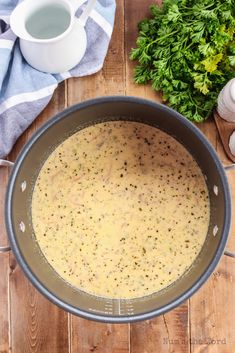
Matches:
[[125, 0, 161, 102], [71, 321, 129, 353], [68, 2, 129, 353], [0, 0, 235, 352], [0, 154, 11, 353], [8, 85, 70, 353], [68, 0, 125, 104], [130, 304, 190, 353], [125, 2, 190, 353], [190, 118, 235, 353], [214, 110, 235, 163], [0, 252, 9, 353], [10, 267, 68, 353], [190, 257, 235, 353]]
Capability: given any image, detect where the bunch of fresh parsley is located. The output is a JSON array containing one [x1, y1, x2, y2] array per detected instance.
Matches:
[[130, 0, 235, 122]]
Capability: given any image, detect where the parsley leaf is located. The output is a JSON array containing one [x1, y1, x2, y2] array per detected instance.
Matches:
[[130, 0, 235, 122]]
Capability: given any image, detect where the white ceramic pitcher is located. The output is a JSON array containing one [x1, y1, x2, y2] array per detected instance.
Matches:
[[10, 0, 96, 73]]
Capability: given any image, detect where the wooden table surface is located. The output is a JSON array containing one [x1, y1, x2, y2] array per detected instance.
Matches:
[[1, 1, 235, 352]]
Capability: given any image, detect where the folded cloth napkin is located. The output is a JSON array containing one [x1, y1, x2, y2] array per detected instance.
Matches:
[[0, 0, 116, 158]]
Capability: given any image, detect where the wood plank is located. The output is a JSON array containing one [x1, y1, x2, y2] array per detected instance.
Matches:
[[68, 1, 125, 103], [0, 170, 10, 353], [9, 83, 66, 156], [0, 252, 9, 353], [189, 257, 235, 353], [1, 0, 233, 351], [215, 110, 235, 246], [125, 0, 162, 102], [8, 84, 70, 353], [190, 119, 235, 353], [130, 303, 190, 353], [125, 1, 190, 352], [0, 163, 9, 244], [68, 1, 129, 352], [9, 261, 68, 353], [71, 321, 129, 353], [196, 118, 218, 147], [214, 110, 235, 163], [0, 154, 11, 353]]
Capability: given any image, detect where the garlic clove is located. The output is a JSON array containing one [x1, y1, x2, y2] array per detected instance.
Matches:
[[217, 79, 235, 122]]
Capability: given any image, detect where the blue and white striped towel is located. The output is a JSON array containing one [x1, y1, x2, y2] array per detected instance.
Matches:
[[0, 0, 116, 158]]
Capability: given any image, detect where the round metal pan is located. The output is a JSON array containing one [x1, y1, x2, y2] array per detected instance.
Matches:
[[1, 96, 234, 322]]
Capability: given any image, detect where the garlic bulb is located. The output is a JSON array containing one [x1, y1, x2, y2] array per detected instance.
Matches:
[[217, 79, 235, 122], [229, 130, 235, 156]]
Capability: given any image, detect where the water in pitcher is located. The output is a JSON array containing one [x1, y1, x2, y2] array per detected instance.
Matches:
[[25, 4, 71, 39]]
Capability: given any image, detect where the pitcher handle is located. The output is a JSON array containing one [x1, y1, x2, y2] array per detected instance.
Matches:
[[0, 159, 14, 253], [76, 0, 97, 27], [224, 164, 235, 258]]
